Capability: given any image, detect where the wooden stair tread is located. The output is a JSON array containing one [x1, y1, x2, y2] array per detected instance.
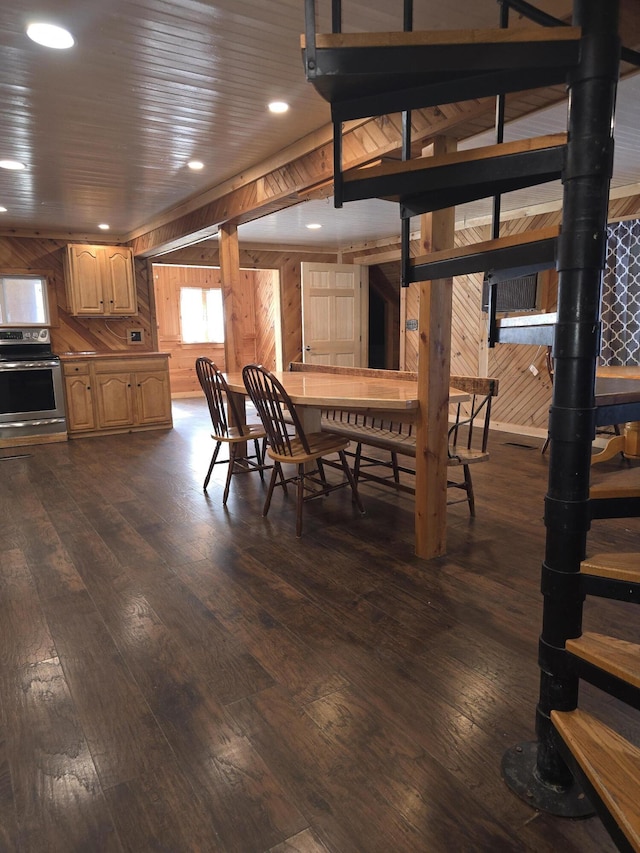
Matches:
[[343, 134, 567, 185], [341, 134, 566, 213], [566, 632, 640, 689], [551, 708, 640, 849], [582, 553, 640, 583], [409, 226, 559, 282], [302, 26, 581, 50], [412, 225, 560, 268]]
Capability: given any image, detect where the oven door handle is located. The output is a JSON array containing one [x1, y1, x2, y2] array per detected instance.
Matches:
[[0, 360, 60, 369]]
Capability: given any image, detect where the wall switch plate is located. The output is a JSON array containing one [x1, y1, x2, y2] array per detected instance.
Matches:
[[529, 363, 539, 376], [127, 328, 144, 344]]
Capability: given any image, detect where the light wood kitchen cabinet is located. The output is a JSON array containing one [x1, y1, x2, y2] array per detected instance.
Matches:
[[64, 365, 96, 432], [94, 372, 136, 429], [65, 244, 137, 316], [62, 355, 172, 437]]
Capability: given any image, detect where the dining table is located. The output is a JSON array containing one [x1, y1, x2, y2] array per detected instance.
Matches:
[[223, 369, 470, 554], [592, 366, 640, 463]]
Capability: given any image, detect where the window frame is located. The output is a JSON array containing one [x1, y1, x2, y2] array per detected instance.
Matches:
[[0, 271, 52, 327]]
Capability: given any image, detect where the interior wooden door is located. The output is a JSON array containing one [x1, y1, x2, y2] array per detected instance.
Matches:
[[301, 262, 368, 366]]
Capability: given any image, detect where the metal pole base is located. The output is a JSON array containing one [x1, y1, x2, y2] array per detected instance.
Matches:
[[501, 742, 595, 818]]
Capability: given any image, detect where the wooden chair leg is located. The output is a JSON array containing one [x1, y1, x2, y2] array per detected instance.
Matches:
[[317, 457, 328, 486], [204, 441, 222, 490], [339, 450, 365, 514], [274, 461, 288, 495], [222, 443, 238, 505], [391, 451, 400, 483], [354, 442, 363, 482], [296, 463, 305, 537], [262, 465, 279, 517], [463, 464, 475, 516], [253, 438, 265, 480]]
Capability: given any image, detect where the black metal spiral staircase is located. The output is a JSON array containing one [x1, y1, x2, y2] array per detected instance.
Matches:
[[302, 1, 640, 849]]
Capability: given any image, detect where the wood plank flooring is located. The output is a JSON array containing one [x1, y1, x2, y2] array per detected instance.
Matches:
[[0, 397, 638, 852]]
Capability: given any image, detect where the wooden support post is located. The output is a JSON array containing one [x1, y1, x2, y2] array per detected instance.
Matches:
[[415, 136, 456, 559], [219, 222, 242, 374], [219, 222, 248, 446]]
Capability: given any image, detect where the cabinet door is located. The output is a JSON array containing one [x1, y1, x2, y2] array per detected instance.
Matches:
[[101, 247, 137, 315], [66, 245, 105, 314], [64, 375, 96, 432], [134, 371, 172, 425], [94, 372, 135, 428]]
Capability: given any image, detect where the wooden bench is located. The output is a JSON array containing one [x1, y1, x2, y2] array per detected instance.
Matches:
[[289, 363, 499, 514]]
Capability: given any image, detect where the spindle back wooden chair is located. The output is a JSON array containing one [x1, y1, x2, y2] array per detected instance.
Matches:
[[242, 363, 365, 537], [195, 357, 268, 504]]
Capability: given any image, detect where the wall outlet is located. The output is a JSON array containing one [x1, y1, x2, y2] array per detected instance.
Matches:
[[529, 363, 539, 376], [127, 328, 144, 344]]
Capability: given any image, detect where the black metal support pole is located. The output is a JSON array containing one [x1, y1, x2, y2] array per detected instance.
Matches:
[[487, 0, 508, 347], [502, 0, 620, 816]]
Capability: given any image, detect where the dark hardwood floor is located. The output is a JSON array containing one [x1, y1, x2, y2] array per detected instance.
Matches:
[[0, 397, 638, 852]]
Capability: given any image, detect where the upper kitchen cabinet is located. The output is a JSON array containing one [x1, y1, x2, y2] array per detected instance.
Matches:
[[65, 244, 137, 316]]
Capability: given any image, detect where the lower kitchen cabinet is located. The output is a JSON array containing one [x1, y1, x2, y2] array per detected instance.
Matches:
[[64, 371, 96, 432], [63, 355, 172, 437]]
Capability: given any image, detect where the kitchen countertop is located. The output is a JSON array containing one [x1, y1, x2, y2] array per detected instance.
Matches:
[[59, 351, 170, 360]]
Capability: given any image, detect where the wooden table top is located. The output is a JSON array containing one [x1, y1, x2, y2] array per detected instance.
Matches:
[[595, 373, 640, 407], [224, 370, 469, 411]]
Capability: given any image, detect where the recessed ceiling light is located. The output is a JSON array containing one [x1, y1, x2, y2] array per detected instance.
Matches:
[[0, 207, 7, 213], [188, 160, 204, 171], [268, 101, 289, 114], [0, 160, 25, 170], [26, 22, 75, 49], [306, 223, 322, 230], [98, 223, 110, 230]]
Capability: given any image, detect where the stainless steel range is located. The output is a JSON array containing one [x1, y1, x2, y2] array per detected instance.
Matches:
[[0, 328, 67, 441]]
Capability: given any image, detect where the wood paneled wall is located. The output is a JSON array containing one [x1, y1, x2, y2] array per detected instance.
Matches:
[[158, 243, 338, 371], [254, 267, 280, 372], [0, 236, 155, 356], [153, 264, 226, 396]]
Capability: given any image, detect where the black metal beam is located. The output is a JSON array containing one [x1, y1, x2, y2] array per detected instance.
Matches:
[[328, 64, 574, 122], [343, 145, 564, 207], [409, 236, 557, 283], [572, 654, 640, 711], [590, 495, 640, 519], [305, 38, 579, 80], [580, 573, 640, 603], [485, 257, 556, 284]]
